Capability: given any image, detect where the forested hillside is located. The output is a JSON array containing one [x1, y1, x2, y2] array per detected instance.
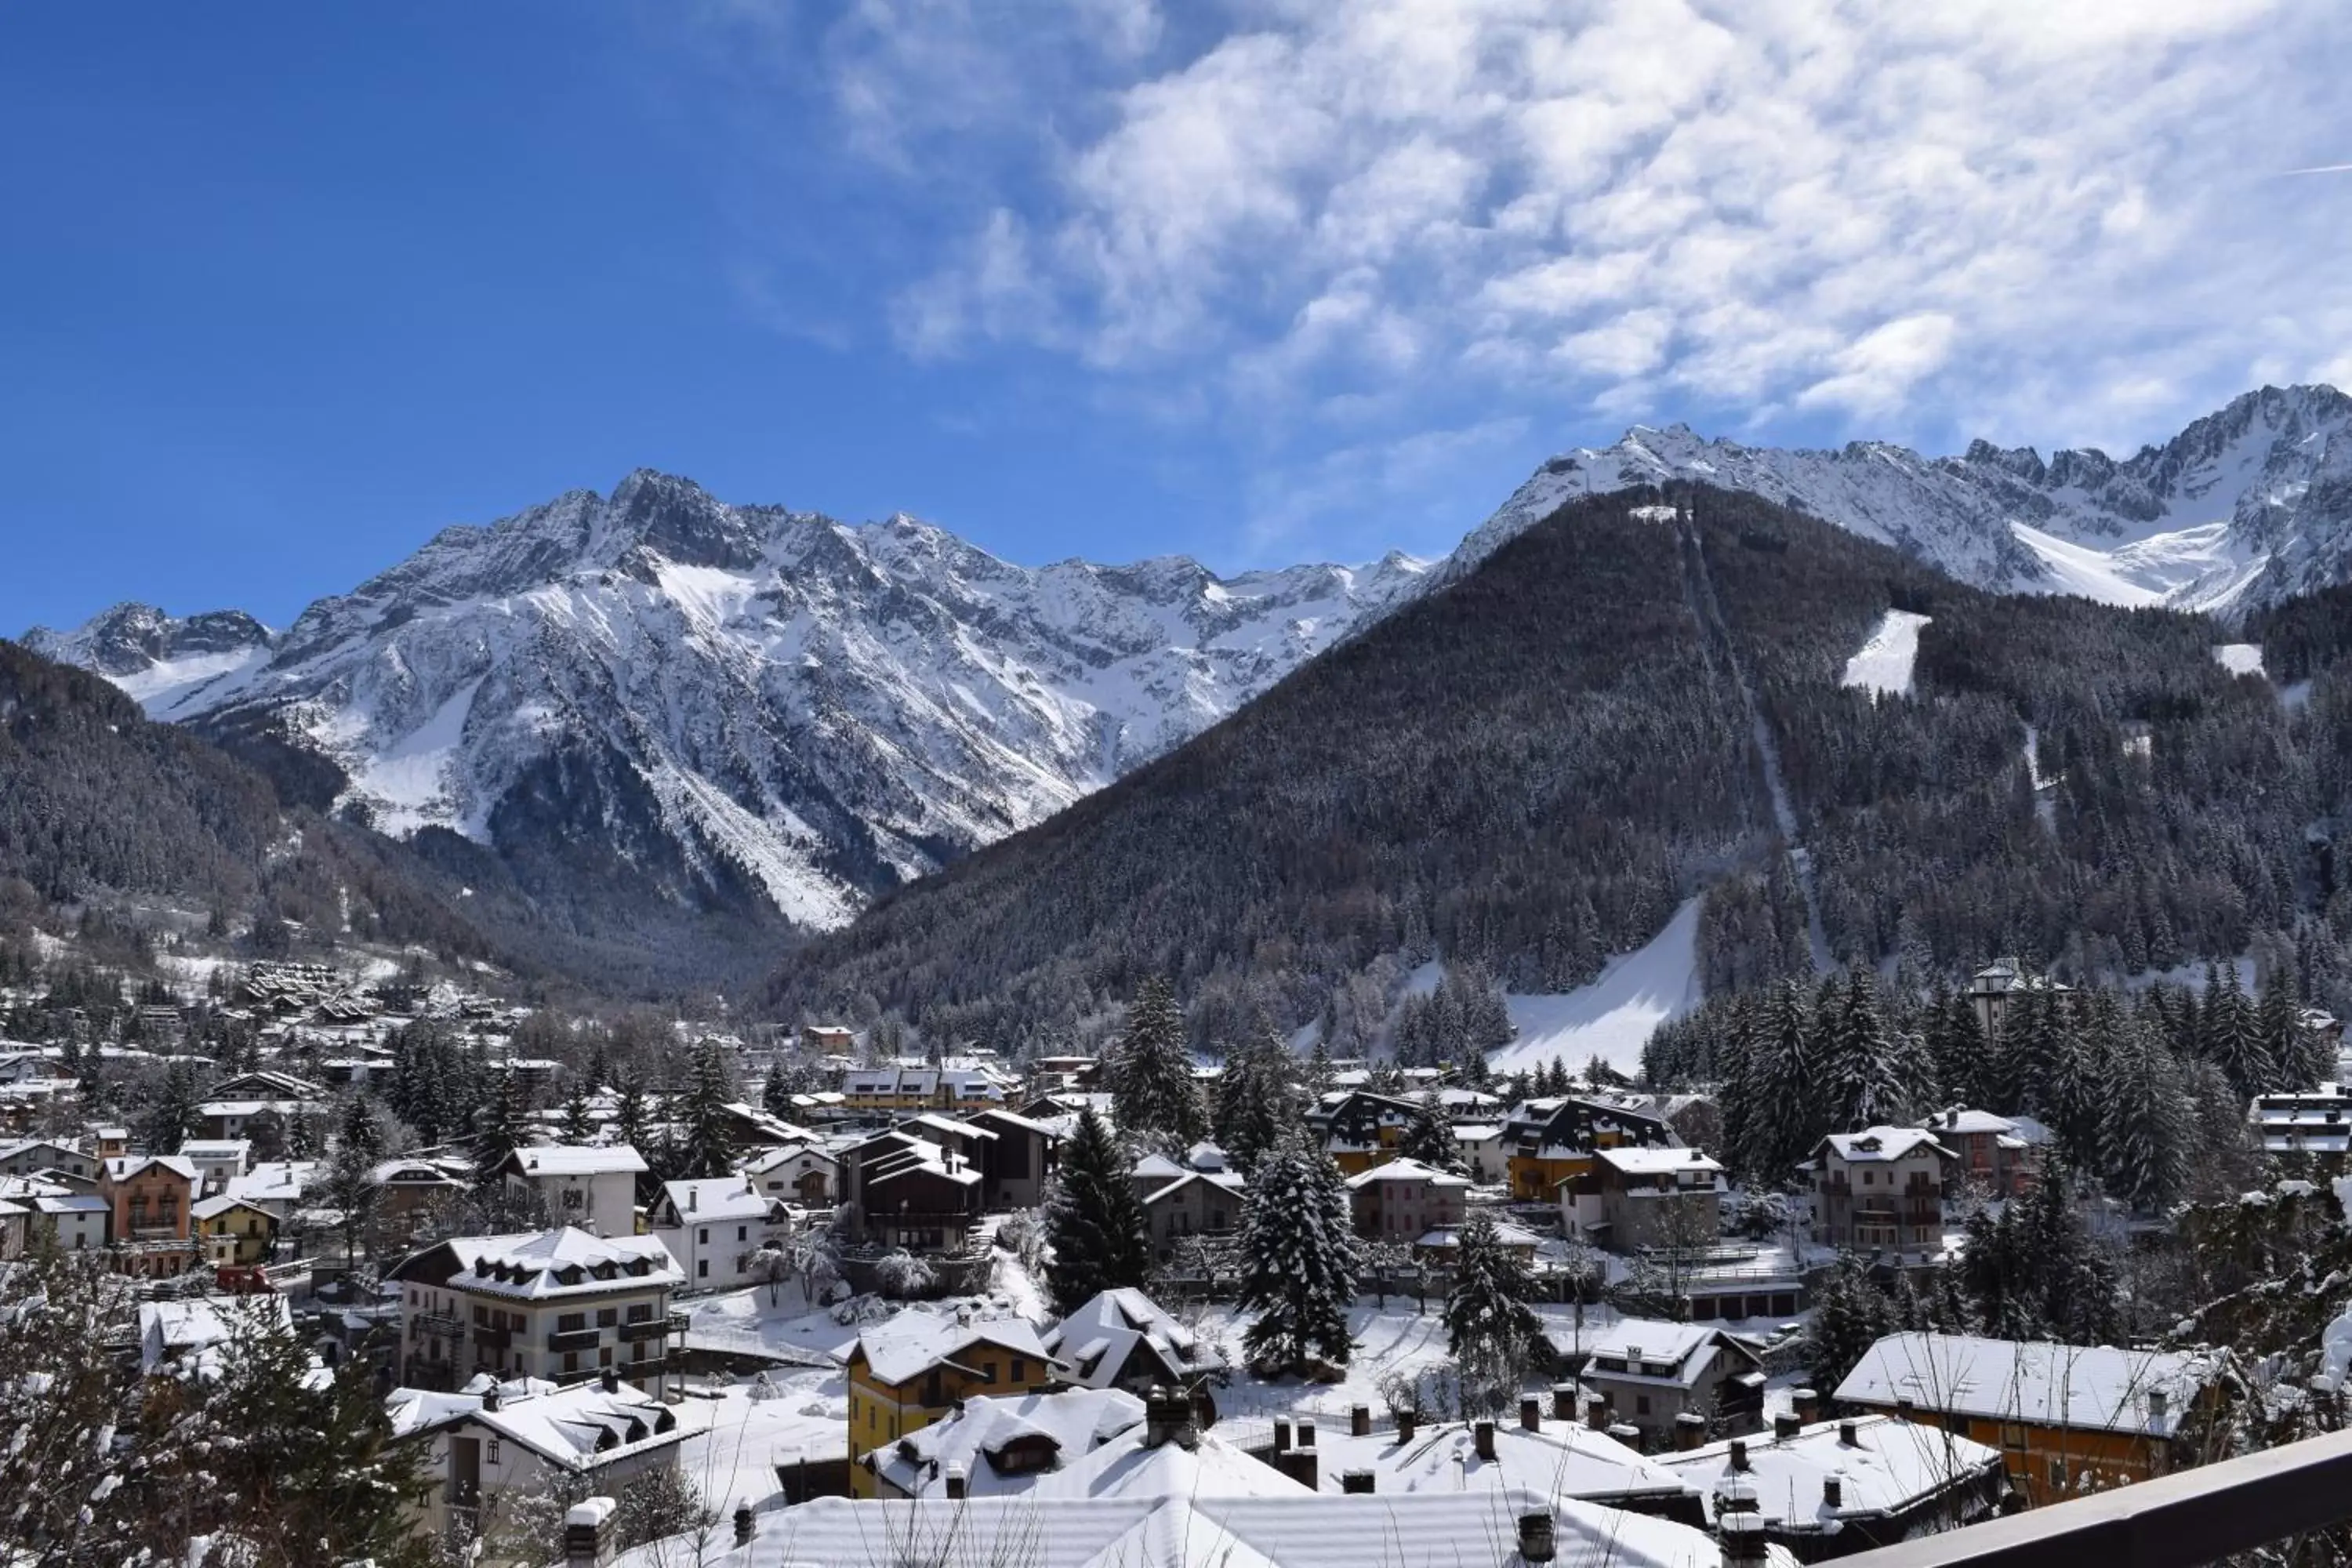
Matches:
[[774, 485, 2352, 1051], [0, 639, 782, 996]]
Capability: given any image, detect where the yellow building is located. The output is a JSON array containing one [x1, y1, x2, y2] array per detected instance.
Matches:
[[1501, 1097, 1677, 1201], [1837, 1332, 2225, 1506], [845, 1316, 1058, 1497], [840, 1068, 1006, 1116], [191, 1196, 277, 1268]]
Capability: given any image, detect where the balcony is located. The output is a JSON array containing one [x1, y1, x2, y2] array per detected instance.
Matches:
[[617, 1318, 670, 1344], [1833, 1426, 2352, 1568], [412, 1311, 465, 1338], [546, 1327, 603, 1353], [472, 1324, 513, 1351]]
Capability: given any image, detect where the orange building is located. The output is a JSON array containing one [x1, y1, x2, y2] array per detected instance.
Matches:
[[1502, 1097, 1679, 1201], [98, 1155, 201, 1277], [1836, 1332, 2226, 1505], [846, 1316, 1059, 1497]]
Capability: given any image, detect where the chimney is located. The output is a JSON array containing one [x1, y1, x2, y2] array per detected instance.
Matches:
[[733, 1501, 755, 1545], [601, 1367, 620, 1394], [1607, 1423, 1642, 1448], [1142, 1386, 1199, 1451], [1774, 1413, 1802, 1441], [1341, 1469, 1375, 1494], [1272, 1417, 1294, 1454], [1792, 1388, 1820, 1424], [483, 1384, 503, 1413], [1517, 1511, 1557, 1565], [1822, 1472, 1844, 1511], [1715, 1474, 1768, 1567], [688, 1187, 698, 1211], [1728, 1439, 1748, 1472], [563, 1497, 615, 1567], [1474, 1420, 1497, 1461], [1352, 1404, 1373, 1438], [1520, 1395, 1542, 1432], [945, 1465, 967, 1501], [2148, 1390, 2169, 1425], [1895, 1396, 1917, 1421], [1586, 1399, 1609, 1432], [1552, 1383, 1577, 1422], [1296, 1419, 1316, 1452], [1675, 1412, 1708, 1451], [1838, 1421, 1860, 1447]]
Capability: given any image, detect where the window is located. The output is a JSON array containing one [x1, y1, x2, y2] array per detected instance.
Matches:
[[564, 1352, 579, 1374], [487, 1439, 501, 1465], [597, 1308, 617, 1327], [600, 1346, 613, 1367], [698, 1260, 709, 1278], [557, 1312, 586, 1333], [633, 1342, 648, 1362], [737, 1225, 747, 1242], [2001, 1425, 2027, 1450], [1636, 1395, 1651, 1415], [1011, 1357, 1027, 1382], [698, 1227, 709, 1244], [2049, 1457, 2068, 1490], [627, 1303, 652, 1322]]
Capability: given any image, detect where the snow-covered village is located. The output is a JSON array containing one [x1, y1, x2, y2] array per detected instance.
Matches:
[[15, 5, 2352, 1567]]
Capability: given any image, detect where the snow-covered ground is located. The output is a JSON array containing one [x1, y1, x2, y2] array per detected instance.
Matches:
[[673, 1370, 850, 1515], [2212, 642, 2265, 677], [1491, 898, 1703, 1076], [2009, 520, 2270, 611], [1840, 610, 1932, 698]]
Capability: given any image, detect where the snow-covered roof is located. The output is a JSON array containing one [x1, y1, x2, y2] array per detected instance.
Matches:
[[1594, 1147, 1723, 1177], [1659, 1414, 2003, 1528], [1345, 1156, 1472, 1190], [226, 1160, 318, 1204], [1142, 1170, 1248, 1207], [1303, 1417, 1693, 1506], [905, 1111, 996, 1140], [32, 1193, 107, 1215], [873, 1388, 1145, 1497], [1417, 1220, 1544, 1250], [743, 1143, 840, 1174], [446, 1228, 684, 1300], [1132, 1152, 1189, 1184], [1042, 1287, 1227, 1388], [657, 1177, 771, 1226], [103, 1154, 198, 1184], [190, 1194, 274, 1221], [178, 1140, 252, 1162], [608, 1489, 1744, 1568], [1549, 1319, 1729, 1388], [386, 1374, 686, 1470], [506, 1143, 650, 1177], [1835, 1332, 2223, 1437], [140, 1294, 296, 1377], [854, 1314, 1054, 1387], [1817, 1128, 1953, 1163]]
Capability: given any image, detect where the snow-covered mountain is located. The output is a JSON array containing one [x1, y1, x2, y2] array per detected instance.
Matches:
[[1458, 384, 2352, 612], [24, 472, 1426, 930]]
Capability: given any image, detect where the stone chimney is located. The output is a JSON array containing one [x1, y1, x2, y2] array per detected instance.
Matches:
[[1351, 1404, 1373, 1437], [1674, 1412, 1708, 1451], [1517, 1511, 1557, 1565], [1520, 1396, 1542, 1432], [1838, 1421, 1860, 1447], [1397, 1410, 1417, 1443], [601, 1367, 620, 1394], [1728, 1439, 1749, 1472], [1822, 1472, 1844, 1511], [1586, 1399, 1609, 1432], [1142, 1386, 1200, 1451], [945, 1465, 967, 1501], [1297, 1418, 1317, 1452], [1341, 1469, 1375, 1494], [1474, 1419, 1497, 1461], [733, 1501, 755, 1545], [1552, 1383, 1577, 1422], [563, 1497, 615, 1567], [1773, 1413, 1802, 1441], [483, 1384, 503, 1413], [1606, 1422, 1642, 1448], [1792, 1388, 1820, 1423]]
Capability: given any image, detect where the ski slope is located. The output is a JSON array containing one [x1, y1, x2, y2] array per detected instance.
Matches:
[[1491, 898, 1703, 1076], [1841, 611, 1932, 698], [2212, 643, 2265, 677]]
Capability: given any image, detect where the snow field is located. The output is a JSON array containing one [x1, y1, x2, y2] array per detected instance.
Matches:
[[1490, 898, 1704, 1076], [2212, 643, 2265, 677], [1840, 610, 1932, 698]]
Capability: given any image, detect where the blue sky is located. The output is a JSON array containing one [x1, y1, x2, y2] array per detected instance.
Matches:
[[5, 2, 2349, 635]]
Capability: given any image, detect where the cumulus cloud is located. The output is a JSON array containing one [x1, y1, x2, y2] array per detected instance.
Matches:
[[730, 0, 2352, 550]]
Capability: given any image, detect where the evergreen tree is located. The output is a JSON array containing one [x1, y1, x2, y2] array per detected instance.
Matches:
[[134, 1058, 202, 1153], [1214, 1025, 1300, 1173], [676, 1041, 739, 1178], [1305, 1034, 1337, 1100], [1399, 1097, 1461, 1171], [1043, 1110, 1153, 1316], [1751, 981, 1819, 1178], [1443, 1210, 1544, 1415], [2101, 1019, 2192, 1212], [1822, 967, 1905, 1130], [558, 1087, 597, 1145], [762, 1059, 796, 1117], [612, 1075, 651, 1152], [2033, 993, 2105, 1171], [2201, 963, 2273, 1099], [1806, 1255, 1893, 1394], [1238, 1137, 1360, 1374], [470, 1071, 528, 1188], [1111, 977, 1208, 1150], [338, 1091, 387, 1163]]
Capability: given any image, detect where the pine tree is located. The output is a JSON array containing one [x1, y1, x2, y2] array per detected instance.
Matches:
[[1214, 1025, 1299, 1173], [1044, 1109, 1153, 1316], [762, 1058, 796, 1117], [1399, 1097, 1460, 1171], [1751, 981, 1819, 1178], [135, 1058, 202, 1153], [1806, 1255, 1893, 1394], [1305, 1034, 1337, 1100], [470, 1071, 529, 1189], [612, 1075, 651, 1152], [2201, 963, 2273, 1099], [558, 1087, 597, 1145], [1822, 967, 1905, 1130], [1239, 1137, 1360, 1374], [1444, 1210, 1544, 1415], [2033, 993, 2105, 1171], [338, 1091, 387, 1163], [2101, 1019, 2191, 1213], [1112, 978, 1208, 1150], [677, 1041, 739, 1178]]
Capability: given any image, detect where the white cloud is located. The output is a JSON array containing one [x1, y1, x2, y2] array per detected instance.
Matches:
[[751, 0, 2352, 552]]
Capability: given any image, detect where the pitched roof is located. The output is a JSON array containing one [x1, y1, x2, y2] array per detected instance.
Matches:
[[852, 1313, 1053, 1387], [869, 1388, 1146, 1497], [386, 1374, 687, 1470], [657, 1177, 771, 1226], [1658, 1414, 2003, 1528], [1043, 1288, 1228, 1388], [1345, 1156, 1472, 1190], [442, 1227, 684, 1300], [1836, 1332, 2223, 1437], [505, 1143, 651, 1177], [1816, 1127, 1953, 1163], [103, 1155, 198, 1184], [1304, 1417, 1693, 1508], [1594, 1146, 1723, 1177]]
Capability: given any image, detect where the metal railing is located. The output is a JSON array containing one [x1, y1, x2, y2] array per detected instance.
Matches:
[[1837, 1428, 2352, 1568]]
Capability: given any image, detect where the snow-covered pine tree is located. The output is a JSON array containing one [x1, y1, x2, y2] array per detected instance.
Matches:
[[558, 1085, 597, 1145], [1214, 1023, 1300, 1173], [1044, 1109, 1153, 1316], [1822, 967, 1906, 1130], [1928, 989, 1993, 1110], [2100, 1016, 2192, 1213], [338, 1088, 387, 1162], [470, 1069, 529, 1187], [1305, 1033, 1338, 1100], [612, 1073, 650, 1152], [762, 1058, 795, 1117], [1805, 1254, 1894, 1395], [1443, 1210, 1544, 1416], [1239, 1136, 1360, 1375], [1111, 976, 1208, 1150], [1399, 1097, 1461, 1171], [2201, 961, 2274, 1099], [1752, 980, 1819, 1177], [677, 1040, 739, 1178], [2034, 991, 2106, 1171]]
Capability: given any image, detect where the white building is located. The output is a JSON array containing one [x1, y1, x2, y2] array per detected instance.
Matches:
[[742, 1142, 840, 1207], [496, 1144, 648, 1236], [648, 1175, 789, 1290], [387, 1227, 684, 1393]]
